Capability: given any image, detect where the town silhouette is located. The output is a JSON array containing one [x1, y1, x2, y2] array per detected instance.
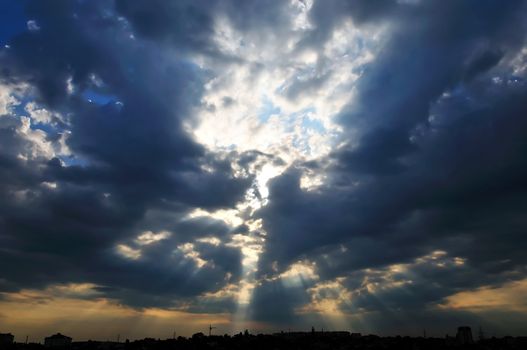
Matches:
[[1, 326, 526, 350]]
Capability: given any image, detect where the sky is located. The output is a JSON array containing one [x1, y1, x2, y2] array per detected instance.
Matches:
[[1, 0, 527, 342]]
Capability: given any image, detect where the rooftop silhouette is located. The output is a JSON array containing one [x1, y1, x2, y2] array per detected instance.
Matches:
[[1, 327, 525, 350]]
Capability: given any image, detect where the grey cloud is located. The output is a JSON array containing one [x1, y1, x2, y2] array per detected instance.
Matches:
[[0, 0, 250, 308], [254, 0, 527, 329], [1, 0, 527, 333], [115, 0, 292, 54], [298, 0, 398, 50], [249, 278, 312, 325]]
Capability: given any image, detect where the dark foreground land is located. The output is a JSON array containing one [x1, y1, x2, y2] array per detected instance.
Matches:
[[3, 333, 527, 350]]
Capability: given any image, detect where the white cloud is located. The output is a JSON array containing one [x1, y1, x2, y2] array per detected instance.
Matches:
[[196, 236, 222, 246], [192, 17, 380, 171], [177, 243, 208, 268], [116, 244, 142, 260], [24, 102, 59, 124], [183, 12, 386, 316], [27, 20, 41, 32], [135, 231, 170, 245]]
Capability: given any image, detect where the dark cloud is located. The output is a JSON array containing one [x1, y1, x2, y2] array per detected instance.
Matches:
[[249, 278, 312, 325], [1, 0, 527, 335], [114, 0, 215, 52], [298, 0, 398, 50], [115, 0, 292, 56], [255, 0, 527, 330], [0, 0, 250, 308]]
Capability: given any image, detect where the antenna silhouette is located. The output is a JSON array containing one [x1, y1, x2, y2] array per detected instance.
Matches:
[[208, 324, 216, 336], [479, 326, 485, 341]]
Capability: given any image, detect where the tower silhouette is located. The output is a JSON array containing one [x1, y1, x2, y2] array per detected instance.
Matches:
[[478, 326, 485, 341], [456, 326, 474, 345]]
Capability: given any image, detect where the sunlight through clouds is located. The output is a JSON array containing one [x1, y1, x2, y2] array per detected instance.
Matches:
[[2, 0, 527, 339]]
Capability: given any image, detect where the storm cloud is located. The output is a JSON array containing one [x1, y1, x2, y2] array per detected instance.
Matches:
[[1, 0, 527, 338]]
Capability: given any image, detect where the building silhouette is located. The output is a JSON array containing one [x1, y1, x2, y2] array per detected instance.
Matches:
[[456, 326, 474, 345], [1, 329, 526, 350], [0, 333, 15, 345], [273, 330, 350, 338], [44, 333, 72, 347]]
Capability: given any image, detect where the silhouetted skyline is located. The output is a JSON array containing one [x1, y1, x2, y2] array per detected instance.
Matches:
[[1, 326, 527, 350]]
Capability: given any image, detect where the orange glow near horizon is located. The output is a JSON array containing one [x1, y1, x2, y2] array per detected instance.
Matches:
[[441, 278, 527, 312], [0, 285, 232, 342]]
